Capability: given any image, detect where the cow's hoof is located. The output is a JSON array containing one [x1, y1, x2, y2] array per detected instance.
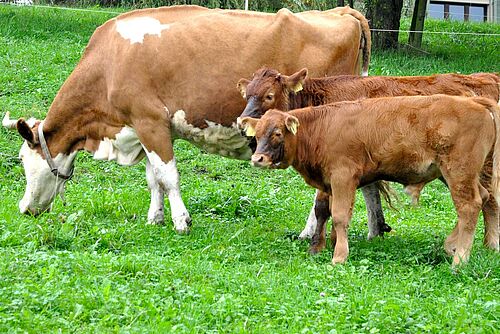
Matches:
[[173, 214, 192, 234], [308, 245, 324, 255], [147, 217, 165, 225], [381, 223, 392, 233], [299, 229, 314, 240]]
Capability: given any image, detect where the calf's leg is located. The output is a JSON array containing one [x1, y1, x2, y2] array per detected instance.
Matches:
[[445, 178, 482, 266], [330, 176, 357, 264], [300, 184, 391, 241], [479, 160, 500, 250]]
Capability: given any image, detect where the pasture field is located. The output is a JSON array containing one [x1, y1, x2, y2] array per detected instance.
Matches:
[[0, 5, 499, 333]]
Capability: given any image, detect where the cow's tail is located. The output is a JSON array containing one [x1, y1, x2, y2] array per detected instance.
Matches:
[[376, 180, 399, 210], [332, 6, 371, 76]]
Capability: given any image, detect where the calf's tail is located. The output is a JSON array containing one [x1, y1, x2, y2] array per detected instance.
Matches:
[[332, 6, 371, 76], [488, 103, 500, 205]]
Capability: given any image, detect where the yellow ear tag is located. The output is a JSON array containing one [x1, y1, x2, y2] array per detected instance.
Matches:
[[289, 122, 298, 135], [245, 125, 256, 137], [293, 82, 303, 93]]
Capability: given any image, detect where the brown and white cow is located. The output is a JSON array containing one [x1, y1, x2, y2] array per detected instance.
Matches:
[[237, 68, 500, 240], [2, 5, 371, 233], [240, 95, 500, 266]]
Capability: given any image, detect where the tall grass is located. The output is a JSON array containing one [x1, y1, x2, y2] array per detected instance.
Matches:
[[0, 5, 499, 333]]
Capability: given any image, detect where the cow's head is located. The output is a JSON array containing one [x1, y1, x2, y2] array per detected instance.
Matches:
[[239, 109, 299, 169], [3, 112, 76, 215], [237, 68, 308, 119]]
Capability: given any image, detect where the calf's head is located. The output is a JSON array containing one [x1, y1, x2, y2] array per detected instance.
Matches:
[[237, 68, 308, 119], [239, 109, 299, 169], [3, 113, 76, 215]]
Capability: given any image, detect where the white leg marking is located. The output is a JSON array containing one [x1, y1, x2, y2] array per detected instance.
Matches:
[[146, 159, 165, 225], [299, 198, 318, 240], [144, 150, 191, 233]]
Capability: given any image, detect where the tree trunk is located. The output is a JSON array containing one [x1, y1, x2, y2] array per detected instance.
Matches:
[[337, 0, 354, 7], [364, 0, 404, 49], [408, 0, 428, 48]]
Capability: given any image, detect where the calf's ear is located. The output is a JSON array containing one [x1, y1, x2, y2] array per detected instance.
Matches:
[[237, 79, 250, 98], [238, 117, 258, 137], [285, 68, 308, 93], [285, 115, 299, 135], [17, 119, 38, 145]]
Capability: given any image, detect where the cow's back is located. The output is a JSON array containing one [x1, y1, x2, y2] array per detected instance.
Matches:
[[103, 8, 363, 127]]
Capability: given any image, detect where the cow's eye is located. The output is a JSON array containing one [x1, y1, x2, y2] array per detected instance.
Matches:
[[274, 130, 282, 137], [266, 94, 274, 101]]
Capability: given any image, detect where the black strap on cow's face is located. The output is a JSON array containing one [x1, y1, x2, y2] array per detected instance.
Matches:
[[37, 121, 74, 180]]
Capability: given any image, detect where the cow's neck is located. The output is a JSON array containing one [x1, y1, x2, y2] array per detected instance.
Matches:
[[42, 105, 126, 158], [287, 78, 330, 110]]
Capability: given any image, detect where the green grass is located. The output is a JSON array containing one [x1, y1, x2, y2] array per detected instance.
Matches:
[[1, 5, 499, 333]]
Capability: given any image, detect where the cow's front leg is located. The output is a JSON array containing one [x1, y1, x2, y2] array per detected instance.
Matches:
[[144, 152, 191, 233], [135, 114, 191, 233], [146, 159, 165, 225], [362, 182, 391, 240]]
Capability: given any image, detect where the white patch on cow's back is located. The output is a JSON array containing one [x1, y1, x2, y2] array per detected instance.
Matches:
[[171, 110, 252, 160], [93, 126, 145, 165], [115, 17, 170, 44]]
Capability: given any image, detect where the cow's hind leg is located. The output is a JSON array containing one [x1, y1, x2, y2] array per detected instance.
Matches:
[[309, 191, 330, 254], [363, 182, 391, 240], [300, 190, 329, 240]]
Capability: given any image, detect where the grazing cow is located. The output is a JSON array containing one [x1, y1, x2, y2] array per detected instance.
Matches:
[[240, 95, 500, 266], [237, 68, 500, 241], [2, 5, 371, 233]]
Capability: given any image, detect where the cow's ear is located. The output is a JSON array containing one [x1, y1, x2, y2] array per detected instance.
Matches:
[[17, 119, 38, 144], [237, 79, 250, 98], [239, 117, 258, 137], [285, 68, 307, 93], [285, 115, 300, 135]]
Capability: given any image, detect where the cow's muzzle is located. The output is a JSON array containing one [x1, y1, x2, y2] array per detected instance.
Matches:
[[240, 97, 263, 119], [251, 153, 273, 168]]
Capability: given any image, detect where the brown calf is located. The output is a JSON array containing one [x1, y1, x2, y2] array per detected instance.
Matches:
[[237, 68, 500, 243], [241, 95, 500, 266]]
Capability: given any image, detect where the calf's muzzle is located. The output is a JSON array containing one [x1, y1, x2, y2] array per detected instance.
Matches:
[[251, 153, 272, 168]]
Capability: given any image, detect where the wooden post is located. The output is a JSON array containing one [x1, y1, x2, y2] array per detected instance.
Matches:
[[409, 0, 428, 48], [337, 0, 345, 6]]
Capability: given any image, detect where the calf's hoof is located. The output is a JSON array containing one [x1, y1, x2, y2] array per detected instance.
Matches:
[[331, 256, 347, 265], [483, 238, 499, 251], [299, 229, 314, 240]]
